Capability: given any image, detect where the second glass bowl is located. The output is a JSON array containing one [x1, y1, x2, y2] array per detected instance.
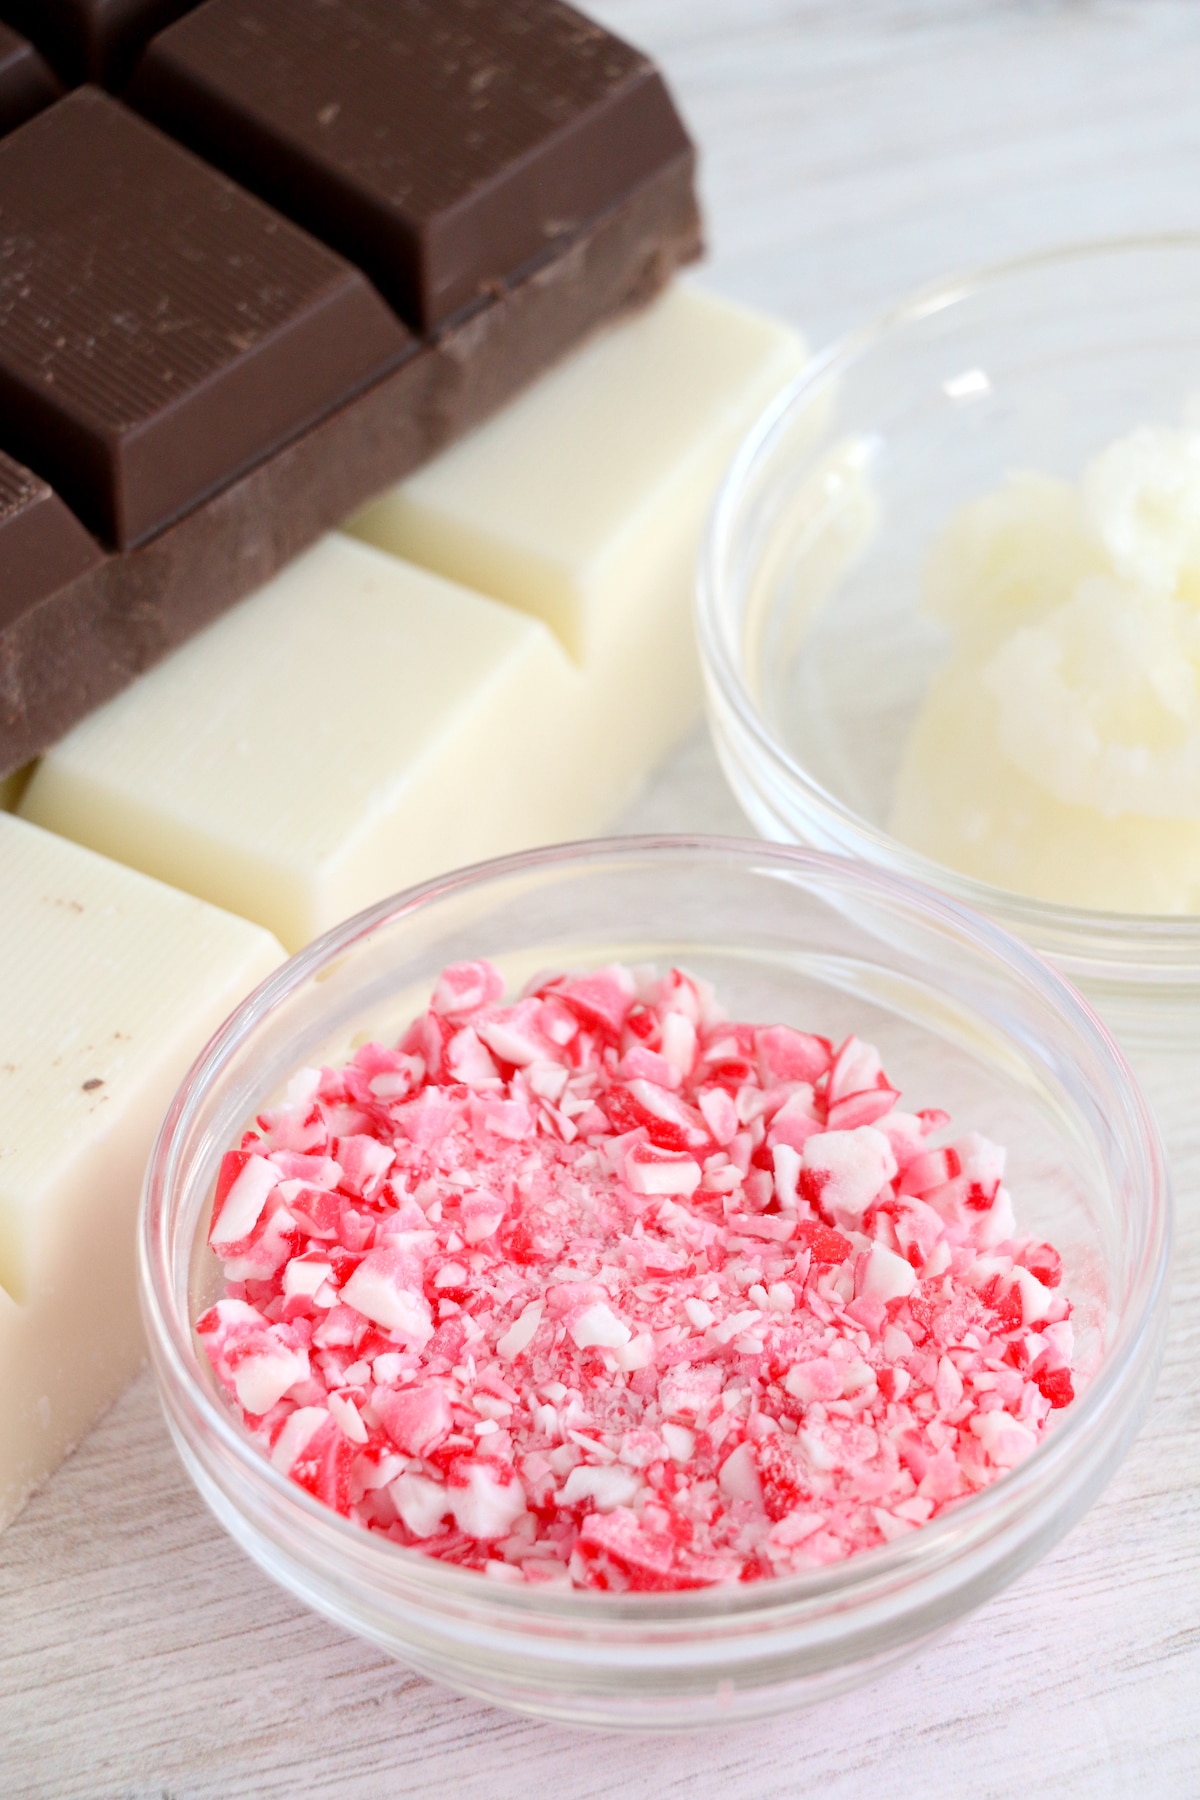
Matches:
[[140, 837, 1170, 1728], [698, 236, 1200, 1042]]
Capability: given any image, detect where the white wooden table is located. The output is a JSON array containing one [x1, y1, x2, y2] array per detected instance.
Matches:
[[6, 5, 1200, 1794]]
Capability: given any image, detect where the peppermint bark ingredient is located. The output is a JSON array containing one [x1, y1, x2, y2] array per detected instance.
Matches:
[[199, 960, 1075, 1591], [893, 420, 1200, 912]]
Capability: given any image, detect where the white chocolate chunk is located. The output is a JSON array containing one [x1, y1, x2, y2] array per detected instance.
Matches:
[[21, 537, 582, 951], [23, 293, 805, 953], [349, 284, 807, 664], [348, 291, 803, 839], [0, 814, 282, 1528]]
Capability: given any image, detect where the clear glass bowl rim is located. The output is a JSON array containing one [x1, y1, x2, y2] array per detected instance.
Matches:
[[696, 233, 1200, 971], [139, 833, 1171, 1630]]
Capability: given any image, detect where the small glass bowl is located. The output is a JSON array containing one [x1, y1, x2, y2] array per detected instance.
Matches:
[[697, 237, 1200, 1044], [140, 837, 1170, 1729]]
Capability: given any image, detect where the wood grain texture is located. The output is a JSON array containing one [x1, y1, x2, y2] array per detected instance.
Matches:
[[5, 4, 1200, 1793]]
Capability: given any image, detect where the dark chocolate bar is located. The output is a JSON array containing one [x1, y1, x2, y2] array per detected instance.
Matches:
[[0, 89, 411, 549], [0, 23, 60, 133], [129, 0, 693, 334], [0, 452, 102, 632], [0, 3, 701, 778], [0, 0, 196, 89], [0, 148, 700, 776]]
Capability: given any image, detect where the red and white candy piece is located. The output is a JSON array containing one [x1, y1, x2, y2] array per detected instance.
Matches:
[[199, 959, 1078, 1591]]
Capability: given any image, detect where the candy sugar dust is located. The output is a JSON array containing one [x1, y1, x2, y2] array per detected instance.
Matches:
[[199, 961, 1076, 1592]]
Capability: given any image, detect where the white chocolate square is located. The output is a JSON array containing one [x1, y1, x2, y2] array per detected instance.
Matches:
[[349, 284, 807, 666], [22, 536, 582, 950], [0, 813, 282, 1526], [23, 291, 806, 964]]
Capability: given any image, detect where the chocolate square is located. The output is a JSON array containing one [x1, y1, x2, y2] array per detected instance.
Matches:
[[130, 0, 694, 333], [0, 24, 61, 135], [0, 0, 199, 88], [0, 451, 103, 632], [0, 89, 413, 548]]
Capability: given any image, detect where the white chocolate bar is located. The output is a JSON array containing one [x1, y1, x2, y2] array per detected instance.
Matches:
[[349, 283, 807, 666], [22, 289, 805, 957], [0, 814, 282, 1527], [22, 537, 583, 950]]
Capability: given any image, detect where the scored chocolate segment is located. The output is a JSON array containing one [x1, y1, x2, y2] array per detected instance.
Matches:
[[0, 0, 198, 88], [0, 452, 104, 632], [0, 24, 61, 134], [0, 145, 700, 775], [0, 88, 412, 549], [129, 0, 695, 333]]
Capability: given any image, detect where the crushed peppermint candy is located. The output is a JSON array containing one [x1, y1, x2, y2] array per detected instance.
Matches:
[[198, 960, 1076, 1591]]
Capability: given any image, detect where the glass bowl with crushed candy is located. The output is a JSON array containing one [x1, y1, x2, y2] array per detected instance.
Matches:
[[141, 837, 1169, 1728], [699, 236, 1200, 1043]]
